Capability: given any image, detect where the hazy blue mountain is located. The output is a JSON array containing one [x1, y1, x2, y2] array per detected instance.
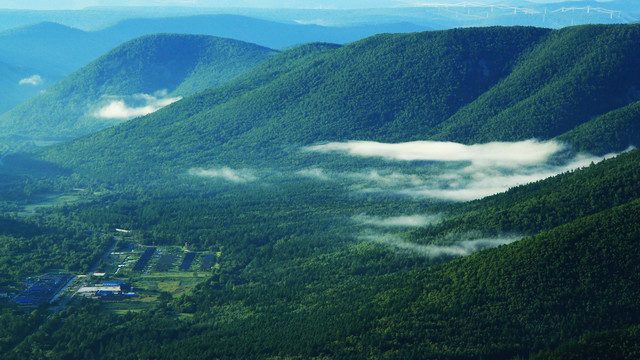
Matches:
[[0, 22, 112, 77], [0, 1, 637, 32], [0, 34, 277, 142], [96, 14, 429, 50], [0, 60, 48, 114], [0, 22, 119, 115], [0, 15, 427, 115]]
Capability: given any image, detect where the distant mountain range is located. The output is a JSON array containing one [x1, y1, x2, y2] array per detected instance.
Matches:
[[1, 2, 637, 115], [0, 1, 638, 31], [0, 15, 427, 116]]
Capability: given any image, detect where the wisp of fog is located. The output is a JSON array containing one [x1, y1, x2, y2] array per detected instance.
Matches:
[[306, 139, 564, 167], [352, 213, 441, 227], [19, 74, 44, 86], [189, 167, 258, 183], [303, 140, 624, 201], [360, 232, 521, 258], [93, 90, 182, 120]]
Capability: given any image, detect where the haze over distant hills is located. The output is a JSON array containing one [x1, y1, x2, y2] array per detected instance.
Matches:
[[0, 1, 637, 31], [0, 60, 44, 114], [0, 0, 636, 115], [0, 33, 277, 143], [0, 14, 427, 114]]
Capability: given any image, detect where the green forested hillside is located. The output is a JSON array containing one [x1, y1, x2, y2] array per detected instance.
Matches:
[[433, 24, 640, 145], [4, 152, 640, 359], [0, 34, 277, 142], [30, 24, 640, 185], [556, 100, 640, 154], [36, 26, 551, 181], [409, 149, 640, 240], [3, 24, 640, 360]]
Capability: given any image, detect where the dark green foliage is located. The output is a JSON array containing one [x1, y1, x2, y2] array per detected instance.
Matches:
[[0, 214, 112, 286], [0, 308, 44, 355], [6, 304, 188, 360], [434, 24, 640, 143], [6, 194, 640, 359], [557, 100, 640, 155], [533, 325, 640, 360], [409, 149, 640, 240]]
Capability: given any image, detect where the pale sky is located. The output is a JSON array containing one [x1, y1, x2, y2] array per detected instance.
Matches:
[[0, 0, 405, 10], [0, 0, 595, 10]]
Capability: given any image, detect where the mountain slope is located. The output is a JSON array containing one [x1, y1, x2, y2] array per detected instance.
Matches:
[[0, 60, 48, 114], [0, 34, 277, 141], [98, 14, 428, 50], [36, 26, 551, 180], [408, 148, 640, 242], [0, 22, 103, 114], [32, 24, 640, 184], [0, 16, 427, 116], [556, 100, 640, 155], [433, 24, 640, 145], [5, 150, 640, 359]]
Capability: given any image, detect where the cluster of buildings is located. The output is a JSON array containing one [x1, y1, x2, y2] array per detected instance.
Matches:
[[77, 281, 138, 300], [11, 273, 74, 310]]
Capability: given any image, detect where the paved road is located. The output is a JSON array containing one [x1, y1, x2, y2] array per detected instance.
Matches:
[[48, 236, 120, 313]]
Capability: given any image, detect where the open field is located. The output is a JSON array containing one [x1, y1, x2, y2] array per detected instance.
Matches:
[[21, 192, 84, 215], [91, 244, 217, 314]]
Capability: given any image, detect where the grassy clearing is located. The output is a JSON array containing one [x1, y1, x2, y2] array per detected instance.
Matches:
[[100, 300, 155, 314], [22, 192, 83, 214], [137, 272, 204, 298]]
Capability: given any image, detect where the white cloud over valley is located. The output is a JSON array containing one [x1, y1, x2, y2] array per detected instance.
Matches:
[[352, 213, 441, 227], [305, 140, 564, 167], [93, 90, 182, 120], [19, 74, 43, 86], [303, 140, 626, 201], [360, 232, 521, 258], [189, 167, 258, 183]]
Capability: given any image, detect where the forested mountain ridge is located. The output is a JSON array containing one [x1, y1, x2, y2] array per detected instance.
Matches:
[[30, 24, 640, 185], [0, 34, 277, 142], [98, 14, 428, 50], [35, 26, 551, 181], [433, 24, 640, 146]]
